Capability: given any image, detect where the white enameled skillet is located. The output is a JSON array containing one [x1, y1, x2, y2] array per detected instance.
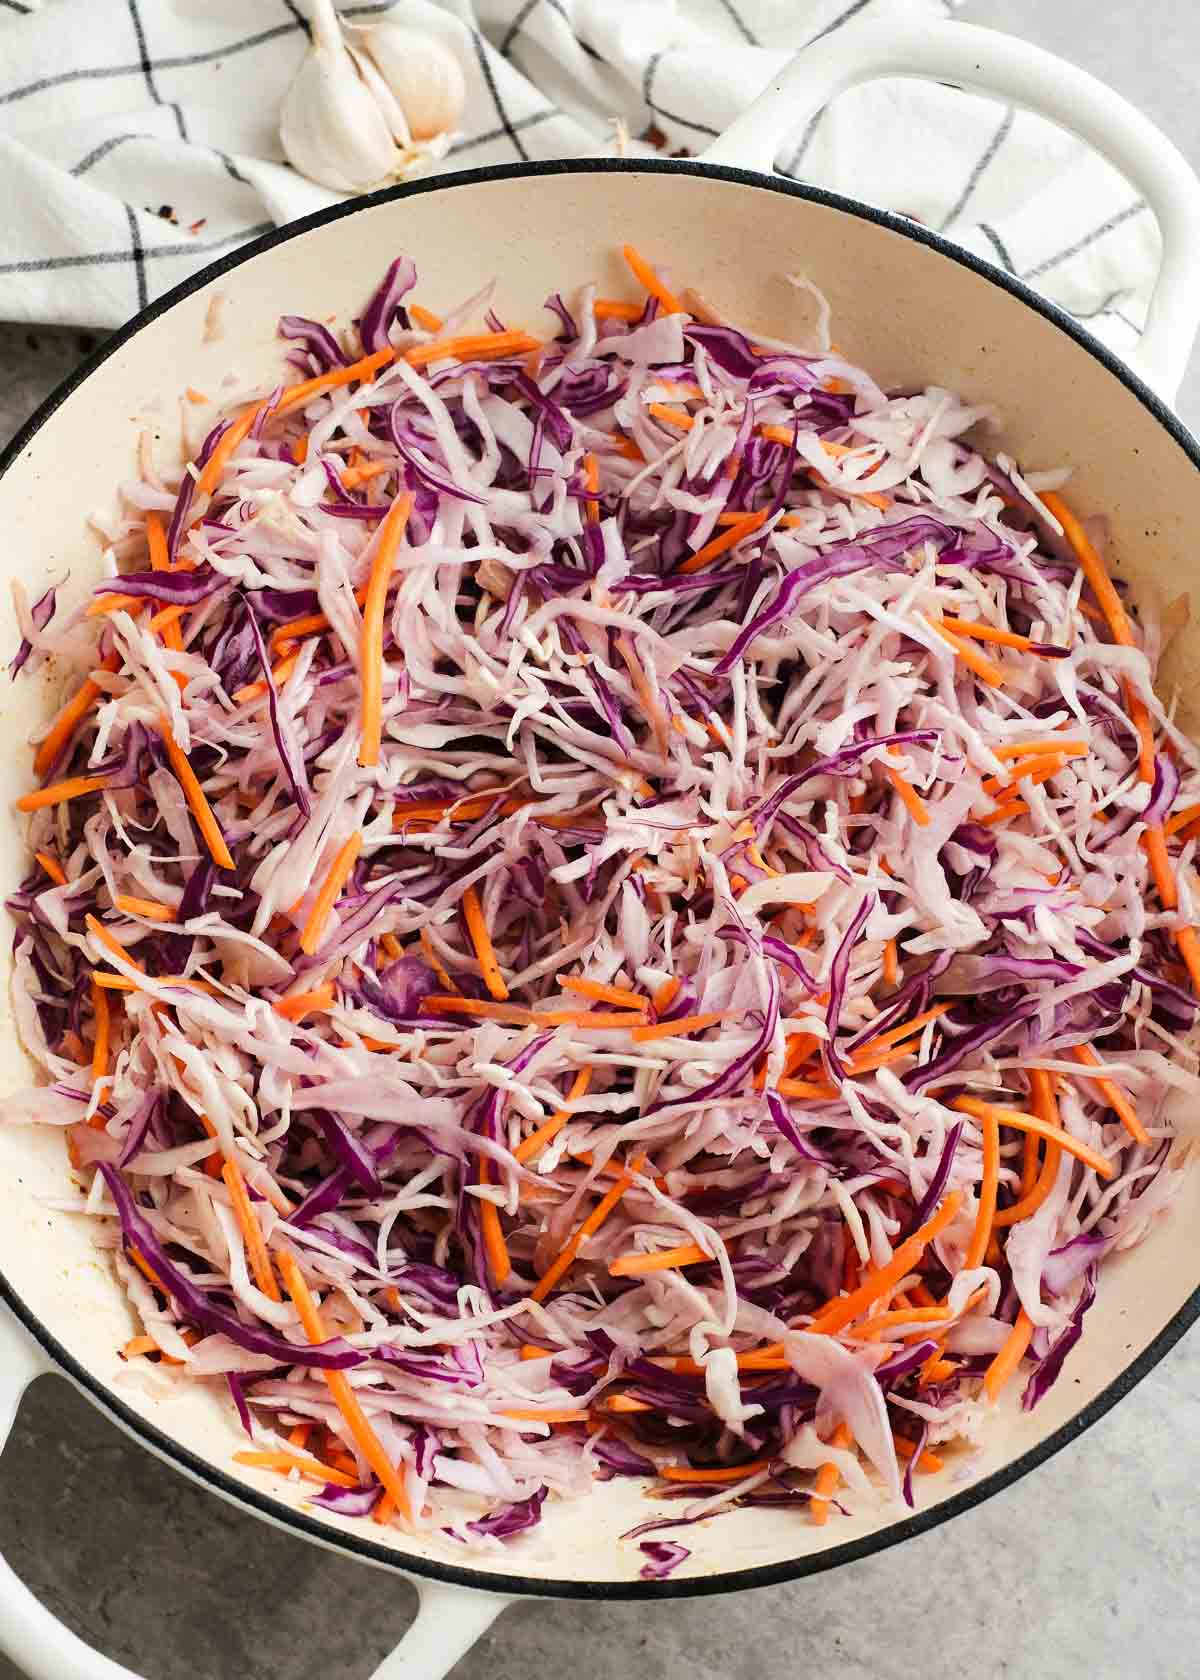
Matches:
[[2, 17, 1200, 1679]]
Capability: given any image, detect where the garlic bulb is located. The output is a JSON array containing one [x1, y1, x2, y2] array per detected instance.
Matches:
[[348, 19, 467, 141], [280, 0, 462, 195]]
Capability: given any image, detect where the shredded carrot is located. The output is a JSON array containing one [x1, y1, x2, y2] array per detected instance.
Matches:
[[278, 1251, 411, 1516], [540, 1008, 648, 1029], [409, 303, 444, 333], [884, 762, 930, 828], [777, 1076, 839, 1101], [952, 1096, 1116, 1177], [856, 1306, 953, 1341], [983, 1309, 1034, 1401], [421, 994, 537, 1026], [629, 1010, 726, 1042], [559, 975, 645, 1011], [809, 1421, 853, 1525], [460, 882, 508, 1001], [299, 831, 363, 956], [676, 509, 768, 575], [233, 1450, 359, 1490], [593, 299, 643, 322], [514, 1066, 592, 1165], [582, 452, 600, 523], [849, 1004, 951, 1065], [892, 1436, 944, 1473], [1068, 1044, 1150, 1146], [156, 714, 235, 869], [1165, 799, 1200, 837], [923, 616, 1005, 686], [340, 459, 391, 491], [646, 402, 695, 432], [273, 984, 336, 1021], [357, 490, 412, 768], [964, 1101, 1000, 1269], [33, 651, 122, 779], [608, 1242, 711, 1277], [291, 435, 309, 466], [659, 1459, 769, 1485], [86, 912, 145, 973], [807, 1194, 962, 1334], [1142, 824, 1177, 909], [500, 1408, 589, 1425], [373, 1492, 397, 1526], [221, 1157, 280, 1301], [121, 1335, 161, 1359], [882, 938, 899, 986], [621, 244, 685, 317], [113, 894, 174, 922], [403, 330, 541, 370], [649, 977, 682, 1016], [35, 850, 67, 886], [938, 615, 1061, 653], [598, 1393, 655, 1414], [477, 1156, 511, 1289], [128, 1247, 165, 1291], [1173, 924, 1200, 994], [287, 1424, 312, 1450], [530, 1152, 645, 1302], [16, 772, 110, 812], [993, 738, 1088, 761], [185, 386, 209, 405], [981, 751, 1078, 799], [91, 971, 138, 992], [90, 977, 110, 1082]]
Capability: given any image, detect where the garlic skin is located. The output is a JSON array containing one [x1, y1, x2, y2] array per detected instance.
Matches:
[[349, 21, 467, 142], [280, 0, 461, 196]]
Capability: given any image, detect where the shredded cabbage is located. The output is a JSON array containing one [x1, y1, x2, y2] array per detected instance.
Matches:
[[6, 251, 1197, 1560]]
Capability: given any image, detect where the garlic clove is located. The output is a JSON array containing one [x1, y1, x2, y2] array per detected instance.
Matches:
[[346, 42, 412, 148], [351, 21, 467, 142], [280, 26, 400, 193]]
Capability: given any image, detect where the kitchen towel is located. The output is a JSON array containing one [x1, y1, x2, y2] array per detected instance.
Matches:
[[0, 0, 1160, 354]]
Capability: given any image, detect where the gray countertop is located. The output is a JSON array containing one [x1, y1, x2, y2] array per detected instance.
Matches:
[[1, 4, 1197, 1676]]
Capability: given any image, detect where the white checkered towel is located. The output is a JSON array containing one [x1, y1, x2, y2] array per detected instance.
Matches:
[[0, 0, 1161, 354]]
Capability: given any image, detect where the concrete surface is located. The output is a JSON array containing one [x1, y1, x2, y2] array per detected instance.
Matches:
[[1, 4, 1199, 1677]]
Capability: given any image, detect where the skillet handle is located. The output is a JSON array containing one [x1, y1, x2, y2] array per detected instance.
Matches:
[[701, 15, 1200, 405], [0, 1307, 509, 1680]]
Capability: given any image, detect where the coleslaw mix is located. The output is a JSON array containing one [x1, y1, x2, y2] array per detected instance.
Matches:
[[5, 248, 1197, 1572]]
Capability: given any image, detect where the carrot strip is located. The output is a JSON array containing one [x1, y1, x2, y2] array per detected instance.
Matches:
[[1040, 492, 1132, 643], [560, 975, 646, 1011], [807, 1194, 962, 1334], [33, 651, 122, 779], [882, 938, 899, 987], [373, 1492, 397, 1525], [1173, 924, 1200, 994], [855, 1306, 953, 1340], [530, 1152, 645, 1302], [646, 403, 694, 432], [461, 882, 508, 1001], [500, 1408, 589, 1425], [621, 245, 685, 317], [981, 752, 1077, 798], [113, 894, 174, 922], [659, 1460, 769, 1485], [409, 304, 444, 333], [884, 763, 930, 827], [221, 1157, 280, 1301], [994, 1068, 1061, 1228], [676, 509, 768, 575], [651, 976, 682, 1015], [299, 831, 363, 956], [357, 490, 412, 768], [403, 330, 541, 370], [478, 1156, 511, 1289], [91, 972, 138, 992], [630, 1010, 725, 1043], [278, 1251, 411, 1517], [964, 1101, 999, 1270], [992, 738, 1088, 760], [777, 1077, 839, 1100], [156, 714, 235, 869], [86, 912, 145, 973], [983, 1309, 1034, 1401], [90, 978, 110, 1082], [851, 1004, 951, 1064], [194, 406, 260, 498], [1142, 824, 1177, 909], [16, 773, 109, 812], [892, 1436, 944, 1473], [35, 851, 67, 886], [1166, 800, 1200, 837], [939, 616, 1058, 652], [609, 1242, 711, 1277], [1068, 1044, 1150, 1146], [593, 299, 643, 322], [582, 452, 600, 523], [540, 1009, 648, 1029], [233, 1451, 359, 1490], [923, 616, 1005, 687], [951, 1096, 1116, 1177], [421, 994, 537, 1026], [514, 1066, 592, 1165], [273, 984, 336, 1021], [810, 1421, 853, 1525], [598, 1393, 655, 1414], [340, 459, 392, 491]]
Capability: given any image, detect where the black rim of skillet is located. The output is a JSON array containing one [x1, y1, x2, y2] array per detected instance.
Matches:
[[1, 157, 1198, 1604]]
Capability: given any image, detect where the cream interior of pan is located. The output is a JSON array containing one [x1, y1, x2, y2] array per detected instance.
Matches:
[[0, 167, 1196, 1586]]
